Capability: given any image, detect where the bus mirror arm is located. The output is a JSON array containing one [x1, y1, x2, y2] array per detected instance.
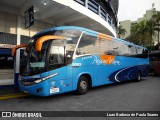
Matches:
[[12, 44, 28, 56], [35, 35, 67, 52], [66, 54, 72, 64]]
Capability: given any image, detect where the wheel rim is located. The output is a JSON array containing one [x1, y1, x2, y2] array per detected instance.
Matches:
[[80, 80, 87, 90], [138, 74, 141, 81]]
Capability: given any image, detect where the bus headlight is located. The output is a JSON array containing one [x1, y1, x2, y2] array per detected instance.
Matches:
[[34, 73, 59, 84], [34, 79, 42, 83]]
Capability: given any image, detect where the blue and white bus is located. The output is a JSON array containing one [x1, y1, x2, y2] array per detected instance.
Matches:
[[12, 26, 149, 96]]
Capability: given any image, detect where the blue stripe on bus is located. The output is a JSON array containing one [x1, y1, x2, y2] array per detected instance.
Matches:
[[108, 65, 149, 82]]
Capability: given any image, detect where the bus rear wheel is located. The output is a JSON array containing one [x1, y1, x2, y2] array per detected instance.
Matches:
[[136, 72, 141, 82], [77, 76, 88, 95]]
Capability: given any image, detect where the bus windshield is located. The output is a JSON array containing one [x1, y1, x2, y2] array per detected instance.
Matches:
[[21, 40, 49, 76], [20, 29, 82, 75]]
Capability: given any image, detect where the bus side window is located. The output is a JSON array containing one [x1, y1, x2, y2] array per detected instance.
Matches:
[[113, 41, 126, 56], [129, 46, 137, 57], [99, 39, 115, 55], [137, 48, 148, 58], [142, 49, 148, 58], [49, 46, 65, 65], [76, 34, 98, 55], [137, 47, 143, 58], [123, 44, 130, 56]]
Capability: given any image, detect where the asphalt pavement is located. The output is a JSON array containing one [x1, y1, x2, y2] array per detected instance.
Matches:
[[0, 76, 160, 120]]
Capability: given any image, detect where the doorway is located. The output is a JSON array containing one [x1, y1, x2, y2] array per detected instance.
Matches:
[[0, 48, 14, 85]]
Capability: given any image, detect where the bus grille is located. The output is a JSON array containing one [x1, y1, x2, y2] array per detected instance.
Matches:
[[20, 81, 35, 86]]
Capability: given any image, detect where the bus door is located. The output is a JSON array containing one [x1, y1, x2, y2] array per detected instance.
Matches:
[[48, 45, 72, 93]]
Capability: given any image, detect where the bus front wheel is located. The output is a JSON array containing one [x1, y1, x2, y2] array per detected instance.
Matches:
[[77, 76, 88, 95]]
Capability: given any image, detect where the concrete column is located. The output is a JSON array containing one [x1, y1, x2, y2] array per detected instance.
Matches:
[[106, 13, 108, 22], [14, 15, 21, 86], [85, 0, 88, 8], [98, 6, 101, 16], [17, 16, 21, 45]]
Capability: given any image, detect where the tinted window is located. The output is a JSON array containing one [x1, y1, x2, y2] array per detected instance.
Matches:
[[123, 44, 130, 55], [49, 40, 65, 65], [135, 48, 148, 58], [55, 30, 82, 57], [76, 34, 98, 55], [99, 39, 116, 55], [76, 33, 149, 59], [113, 42, 126, 56], [129, 46, 137, 55], [142, 49, 148, 58]]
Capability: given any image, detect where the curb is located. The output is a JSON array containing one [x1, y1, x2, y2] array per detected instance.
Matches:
[[0, 93, 29, 100]]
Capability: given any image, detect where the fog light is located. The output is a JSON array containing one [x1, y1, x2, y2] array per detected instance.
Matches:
[[37, 88, 43, 93]]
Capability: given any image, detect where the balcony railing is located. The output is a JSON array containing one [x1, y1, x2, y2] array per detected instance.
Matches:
[[74, 0, 115, 29]]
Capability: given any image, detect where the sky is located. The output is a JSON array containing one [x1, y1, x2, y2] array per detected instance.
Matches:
[[118, 0, 160, 22]]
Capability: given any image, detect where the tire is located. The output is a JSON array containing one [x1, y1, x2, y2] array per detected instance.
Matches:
[[150, 70, 157, 76], [149, 69, 155, 76], [77, 76, 88, 95], [136, 72, 141, 82]]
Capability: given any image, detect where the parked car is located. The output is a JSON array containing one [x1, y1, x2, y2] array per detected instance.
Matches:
[[149, 51, 160, 76]]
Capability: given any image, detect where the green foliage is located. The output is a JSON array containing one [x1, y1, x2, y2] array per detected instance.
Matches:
[[128, 10, 160, 51], [117, 25, 126, 38]]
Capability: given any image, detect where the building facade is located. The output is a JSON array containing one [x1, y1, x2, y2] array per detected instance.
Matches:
[[120, 9, 160, 45]]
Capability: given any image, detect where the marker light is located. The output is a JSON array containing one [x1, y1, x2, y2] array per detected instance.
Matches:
[[44, 1, 47, 5]]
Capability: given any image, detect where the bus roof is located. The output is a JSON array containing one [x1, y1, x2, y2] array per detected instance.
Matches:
[[33, 26, 98, 38], [113, 38, 147, 49], [33, 26, 147, 50]]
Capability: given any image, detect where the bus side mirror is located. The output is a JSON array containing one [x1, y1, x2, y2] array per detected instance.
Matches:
[[12, 44, 28, 56], [35, 35, 67, 52]]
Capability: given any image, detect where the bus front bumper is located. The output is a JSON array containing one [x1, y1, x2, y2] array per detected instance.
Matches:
[[19, 80, 50, 96]]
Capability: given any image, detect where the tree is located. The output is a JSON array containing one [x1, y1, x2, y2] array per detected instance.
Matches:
[[117, 25, 126, 39], [129, 20, 149, 46], [152, 11, 160, 49], [145, 19, 157, 51], [129, 23, 141, 44], [123, 10, 160, 51], [129, 14, 159, 51], [137, 20, 148, 46]]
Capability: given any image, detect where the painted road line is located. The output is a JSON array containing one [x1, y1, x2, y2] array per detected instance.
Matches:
[[0, 93, 29, 100]]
